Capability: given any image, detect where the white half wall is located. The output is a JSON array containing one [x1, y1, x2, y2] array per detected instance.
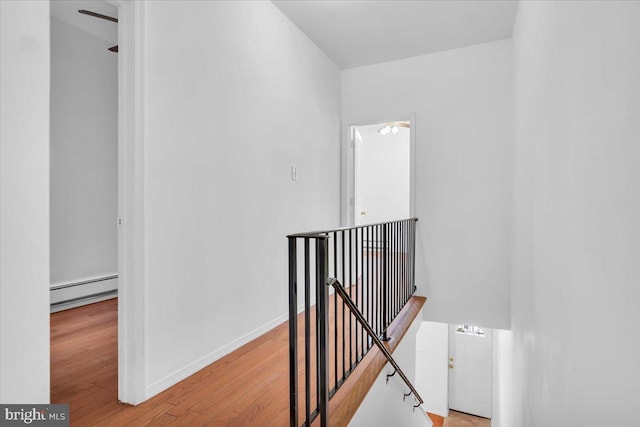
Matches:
[[497, 1, 640, 426], [350, 307, 431, 427], [0, 0, 50, 403], [415, 321, 449, 417], [142, 1, 341, 396], [342, 40, 512, 329], [50, 15, 118, 290]]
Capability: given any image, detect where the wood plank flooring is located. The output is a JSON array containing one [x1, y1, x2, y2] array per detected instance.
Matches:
[[427, 411, 492, 427], [51, 298, 295, 426], [51, 295, 424, 426], [428, 412, 445, 427], [443, 411, 491, 427]]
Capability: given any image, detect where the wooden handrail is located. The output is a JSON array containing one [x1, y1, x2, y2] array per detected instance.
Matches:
[[327, 277, 424, 409]]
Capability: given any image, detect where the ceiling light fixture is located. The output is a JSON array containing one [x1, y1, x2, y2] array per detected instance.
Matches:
[[378, 124, 400, 135]]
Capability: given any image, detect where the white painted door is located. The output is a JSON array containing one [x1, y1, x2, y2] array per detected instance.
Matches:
[[353, 128, 365, 225], [448, 325, 492, 418]]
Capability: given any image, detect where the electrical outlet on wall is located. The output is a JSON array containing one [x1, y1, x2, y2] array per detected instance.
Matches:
[[291, 166, 298, 181]]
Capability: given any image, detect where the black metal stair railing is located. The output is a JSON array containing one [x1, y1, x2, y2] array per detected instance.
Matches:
[[327, 277, 424, 410], [287, 218, 418, 427]]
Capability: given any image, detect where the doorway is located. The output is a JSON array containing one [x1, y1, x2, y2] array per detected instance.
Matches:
[[448, 324, 493, 419], [416, 320, 494, 423], [346, 116, 416, 226], [352, 121, 411, 225], [49, 0, 119, 407], [49, 0, 119, 312]]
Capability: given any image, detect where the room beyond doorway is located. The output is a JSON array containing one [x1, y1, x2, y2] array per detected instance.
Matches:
[[352, 120, 412, 225], [49, 0, 119, 311], [49, 0, 120, 409]]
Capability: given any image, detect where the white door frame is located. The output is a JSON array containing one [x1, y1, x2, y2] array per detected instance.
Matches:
[[341, 113, 417, 226], [108, 0, 146, 405]]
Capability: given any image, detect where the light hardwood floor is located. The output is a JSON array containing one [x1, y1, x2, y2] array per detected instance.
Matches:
[[428, 411, 491, 427], [51, 295, 424, 426], [51, 298, 295, 426], [444, 411, 491, 427]]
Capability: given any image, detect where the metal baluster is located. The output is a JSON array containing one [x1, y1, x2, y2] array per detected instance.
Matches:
[[377, 225, 381, 336], [304, 239, 311, 425], [373, 225, 378, 336], [412, 220, 417, 292], [354, 228, 360, 363], [332, 232, 338, 391], [399, 221, 402, 314], [404, 221, 411, 301], [402, 221, 406, 305], [348, 229, 353, 369], [367, 226, 372, 347], [316, 238, 329, 427], [288, 237, 298, 427], [340, 230, 345, 382], [394, 221, 398, 316], [402, 220, 406, 305], [382, 223, 388, 340], [398, 221, 401, 307], [360, 228, 367, 356], [400, 221, 404, 308]]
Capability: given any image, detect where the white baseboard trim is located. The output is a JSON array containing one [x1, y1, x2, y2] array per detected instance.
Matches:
[[145, 309, 293, 400]]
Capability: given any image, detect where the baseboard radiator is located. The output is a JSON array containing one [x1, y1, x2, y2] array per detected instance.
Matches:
[[50, 274, 118, 313]]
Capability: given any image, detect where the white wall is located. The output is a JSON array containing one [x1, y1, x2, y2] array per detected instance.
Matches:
[[350, 308, 431, 427], [415, 321, 449, 417], [142, 1, 341, 396], [343, 40, 512, 329], [0, 0, 50, 403], [50, 15, 118, 289], [356, 124, 410, 224], [492, 329, 516, 427], [496, 1, 640, 426]]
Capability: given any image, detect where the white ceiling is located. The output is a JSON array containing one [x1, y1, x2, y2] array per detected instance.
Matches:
[[50, 0, 118, 44], [272, 0, 519, 69]]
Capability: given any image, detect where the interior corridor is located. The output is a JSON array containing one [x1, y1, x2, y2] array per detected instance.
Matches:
[[50, 293, 421, 426], [51, 298, 293, 426]]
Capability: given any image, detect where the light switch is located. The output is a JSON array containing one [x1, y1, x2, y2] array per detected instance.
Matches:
[[291, 166, 298, 181]]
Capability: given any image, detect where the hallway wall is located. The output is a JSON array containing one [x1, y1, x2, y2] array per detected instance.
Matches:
[[0, 0, 50, 403], [496, 1, 640, 425], [142, 1, 341, 396], [342, 40, 513, 330]]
